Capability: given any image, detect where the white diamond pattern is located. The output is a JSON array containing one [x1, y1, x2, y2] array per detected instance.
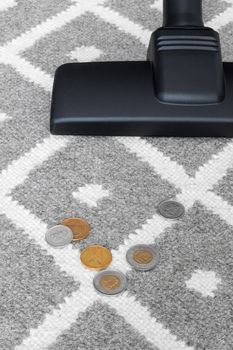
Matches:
[[68, 45, 103, 62], [186, 270, 221, 297], [73, 184, 110, 207]]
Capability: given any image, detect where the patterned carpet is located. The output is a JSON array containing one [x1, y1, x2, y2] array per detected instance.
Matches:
[[1, 0, 233, 349]]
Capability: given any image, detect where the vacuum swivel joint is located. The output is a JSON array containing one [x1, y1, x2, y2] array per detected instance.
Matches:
[[147, 0, 225, 104]]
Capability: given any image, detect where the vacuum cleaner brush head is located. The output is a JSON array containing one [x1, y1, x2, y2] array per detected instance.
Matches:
[[50, 0, 233, 137]]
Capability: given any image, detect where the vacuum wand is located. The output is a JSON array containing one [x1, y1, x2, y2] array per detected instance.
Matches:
[[163, 0, 204, 27]]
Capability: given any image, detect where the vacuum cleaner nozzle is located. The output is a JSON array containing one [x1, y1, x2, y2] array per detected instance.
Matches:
[[50, 0, 233, 137]]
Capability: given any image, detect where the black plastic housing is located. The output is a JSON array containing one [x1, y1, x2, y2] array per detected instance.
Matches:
[[50, 0, 233, 137], [51, 62, 233, 136], [147, 28, 225, 104]]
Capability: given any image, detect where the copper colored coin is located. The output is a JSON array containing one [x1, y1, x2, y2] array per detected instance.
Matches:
[[133, 249, 153, 264], [100, 275, 121, 290], [80, 245, 112, 270], [61, 218, 90, 241]]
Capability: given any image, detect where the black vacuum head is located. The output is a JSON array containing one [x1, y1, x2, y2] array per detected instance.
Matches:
[[51, 0, 233, 137]]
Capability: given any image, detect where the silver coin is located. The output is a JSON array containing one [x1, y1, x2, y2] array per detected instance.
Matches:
[[126, 244, 159, 271], [93, 270, 127, 295], [45, 225, 73, 248], [158, 200, 185, 219]]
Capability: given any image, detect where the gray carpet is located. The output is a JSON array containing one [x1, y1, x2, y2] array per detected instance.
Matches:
[[1, 1, 233, 349]]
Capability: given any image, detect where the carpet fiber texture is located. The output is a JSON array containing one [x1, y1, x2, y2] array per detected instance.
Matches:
[[1, 1, 233, 349]]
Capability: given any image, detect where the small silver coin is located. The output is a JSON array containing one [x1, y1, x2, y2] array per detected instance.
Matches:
[[93, 270, 127, 296], [158, 200, 185, 219], [126, 244, 159, 271], [45, 225, 73, 248]]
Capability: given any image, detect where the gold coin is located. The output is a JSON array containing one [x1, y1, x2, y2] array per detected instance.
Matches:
[[80, 245, 112, 270], [61, 218, 90, 241], [133, 249, 153, 265], [99, 275, 121, 290]]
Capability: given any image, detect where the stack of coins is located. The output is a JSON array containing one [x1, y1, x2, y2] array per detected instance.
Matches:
[[44, 199, 185, 296], [45, 217, 91, 248], [62, 218, 91, 241]]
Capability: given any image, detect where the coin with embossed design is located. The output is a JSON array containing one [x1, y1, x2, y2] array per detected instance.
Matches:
[[45, 225, 73, 248], [93, 271, 127, 295], [80, 245, 112, 270], [158, 200, 185, 219], [126, 244, 159, 271], [61, 217, 90, 241]]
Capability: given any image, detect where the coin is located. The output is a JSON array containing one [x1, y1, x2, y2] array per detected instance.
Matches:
[[100, 275, 121, 290], [61, 218, 90, 241], [126, 245, 159, 271], [45, 225, 73, 248], [158, 200, 185, 219], [93, 271, 127, 295], [80, 245, 112, 270], [133, 249, 153, 264]]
